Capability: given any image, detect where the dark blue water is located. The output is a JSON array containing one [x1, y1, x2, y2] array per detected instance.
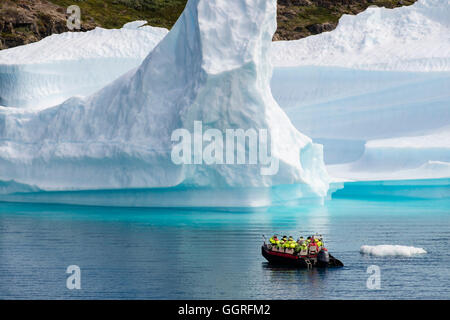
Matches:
[[0, 197, 449, 299]]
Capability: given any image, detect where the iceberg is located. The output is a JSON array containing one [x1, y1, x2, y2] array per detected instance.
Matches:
[[271, 0, 450, 72], [3, 0, 449, 112], [269, 0, 450, 180], [0, 22, 168, 109], [0, 0, 448, 186], [0, 0, 329, 207], [272, 67, 450, 141], [360, 245, 427, 257], [328, 129, 450, 181]]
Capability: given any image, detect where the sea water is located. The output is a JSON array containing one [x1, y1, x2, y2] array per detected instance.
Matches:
[[0, 185, 449, 299]]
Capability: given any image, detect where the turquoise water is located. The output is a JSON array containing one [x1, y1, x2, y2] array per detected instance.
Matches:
[[0, 191, 449, 299]]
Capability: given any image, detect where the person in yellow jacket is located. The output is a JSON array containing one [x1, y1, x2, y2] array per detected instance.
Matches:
[[279, 236, 288, 248], [316, 238, 323, 248], [282, 236, 290, 248], [288, 236, 296, 249], [318, 235, 324, 247], [269, 235, 280, 245]]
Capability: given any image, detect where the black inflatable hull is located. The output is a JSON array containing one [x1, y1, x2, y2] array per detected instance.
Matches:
[[261, 245, 343, 268]]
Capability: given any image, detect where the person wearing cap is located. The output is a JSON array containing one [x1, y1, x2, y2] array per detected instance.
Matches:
[[317, 237, 323, 248], [308, 236, 319, 254], [315, 238, 322, 249], [280, 236, 288, 248], [269, 235, 279, 245], [282, 237, 291, 249], [318, 235, 324, 247], [288, 236, 296, 249], [295, 239, 308, 254]]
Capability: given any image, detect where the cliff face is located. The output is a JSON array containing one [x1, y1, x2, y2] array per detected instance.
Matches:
[[0, 0, 416, 50], [0, 0, 95, 49]]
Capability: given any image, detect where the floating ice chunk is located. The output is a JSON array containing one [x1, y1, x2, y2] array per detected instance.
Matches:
[[360, 245, 427, 257]]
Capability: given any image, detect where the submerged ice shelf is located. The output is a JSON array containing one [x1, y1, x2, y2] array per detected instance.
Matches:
[[0, 183, 329, 208], [0, 177, 447, 208], [331, 178, 450, 200]]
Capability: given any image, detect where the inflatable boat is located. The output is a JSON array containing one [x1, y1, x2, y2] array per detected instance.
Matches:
[[261, 242, 344, 269]]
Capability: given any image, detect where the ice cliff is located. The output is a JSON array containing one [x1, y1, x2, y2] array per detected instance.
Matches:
[[0, 22, 168, 109], [0, 0, 329, 206]]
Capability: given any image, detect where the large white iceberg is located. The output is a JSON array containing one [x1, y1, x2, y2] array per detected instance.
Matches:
[[270, 0, 450, 181], [0, 0, 329, 207], [270, 0, 450, 142], [1, 0, 448, 185]]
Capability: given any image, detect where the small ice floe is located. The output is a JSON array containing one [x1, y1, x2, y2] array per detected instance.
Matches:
[[360, 245, 427, 257]]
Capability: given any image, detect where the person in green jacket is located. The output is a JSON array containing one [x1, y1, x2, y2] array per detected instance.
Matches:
[[295, 241, 308, 254]]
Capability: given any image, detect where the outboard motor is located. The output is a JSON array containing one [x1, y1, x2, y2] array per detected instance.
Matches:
[[317, 248, 330, 267]]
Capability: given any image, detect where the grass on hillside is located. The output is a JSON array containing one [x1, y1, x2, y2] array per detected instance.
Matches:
[[276, 0, 416, 39], [50, 0, 187, 29]]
